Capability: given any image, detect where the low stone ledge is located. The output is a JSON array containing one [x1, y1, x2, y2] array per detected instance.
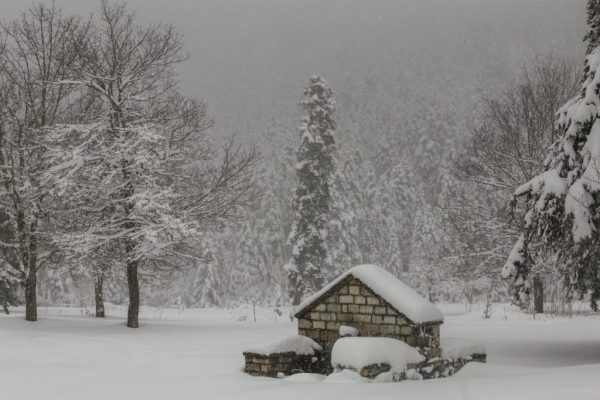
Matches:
[[346, 353, 487, 382], [416, 353, 487, 380], [243, 351, 327, 377], [360, 363, 391, 379]]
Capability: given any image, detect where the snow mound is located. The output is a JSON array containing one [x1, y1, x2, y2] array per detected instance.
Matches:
[[297, 264, 443, 324], [339, 325, 359, 337], [441, 337, 487, 360], [331, 337, 425, 375], [322, 369, 369, 383], [284, 373, 326, 382], [244, 335, 323, 356]]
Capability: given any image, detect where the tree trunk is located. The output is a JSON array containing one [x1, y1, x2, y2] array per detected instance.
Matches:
[[291, 289, 302, 306], [24, 271, 37, 321], [95, 273, 105, 318], [2, 301, 9, 315], [24, 223, 38, 322], [533, 276, 544, 314], [126, 259, 139, 328]]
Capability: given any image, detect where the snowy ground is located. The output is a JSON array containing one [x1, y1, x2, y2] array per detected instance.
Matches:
[[1, 303, 600, 400]]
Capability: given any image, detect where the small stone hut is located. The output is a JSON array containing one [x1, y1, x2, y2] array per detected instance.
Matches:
[[294, 264, 444, 360]]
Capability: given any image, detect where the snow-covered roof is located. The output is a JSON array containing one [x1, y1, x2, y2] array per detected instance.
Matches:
[[295, 264, 443, 324]]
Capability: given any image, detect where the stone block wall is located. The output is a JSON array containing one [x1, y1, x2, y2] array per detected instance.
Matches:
[[356, 353, 487, 381], [415, 353, 487, 379], [296, 276, 441, 359], [243, 351, 327, 377]]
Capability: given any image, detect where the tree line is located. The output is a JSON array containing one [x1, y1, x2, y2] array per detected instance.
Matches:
[[0, 1, 256, 327], [2, 0, 596, 319]]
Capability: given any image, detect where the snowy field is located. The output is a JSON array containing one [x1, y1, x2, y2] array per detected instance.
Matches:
[[1, 304, 600, 400]]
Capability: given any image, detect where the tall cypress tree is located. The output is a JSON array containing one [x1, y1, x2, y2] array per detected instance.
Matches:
[[504, 0, 600, 309], [286, 76, 337, 305]]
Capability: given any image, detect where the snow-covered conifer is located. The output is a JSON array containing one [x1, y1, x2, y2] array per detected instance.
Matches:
[[286, 76, 337, 305], [327, 160, 363, 279], [585, 0, 600, 55], [505, 10, 600, 308]]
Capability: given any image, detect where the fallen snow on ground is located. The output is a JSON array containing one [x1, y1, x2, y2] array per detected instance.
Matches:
[[322, 369, 369, 383], [1, 303, 600, 400], [245, 334, 322, 356], [441, 337, 487, 360]]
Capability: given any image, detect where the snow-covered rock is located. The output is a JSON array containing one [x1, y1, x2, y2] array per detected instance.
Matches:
[[331, 337, 425, 376], [244, 335, 323, 356], [339, 325, 359, 337], [441, 337, 487, 360]]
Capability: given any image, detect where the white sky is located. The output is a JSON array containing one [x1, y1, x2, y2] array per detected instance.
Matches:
[[0, 0, 586, 134]]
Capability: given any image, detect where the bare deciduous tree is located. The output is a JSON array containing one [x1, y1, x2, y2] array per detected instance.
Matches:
[[45, 1, 257, 328], [449, 54, 579, 313], [0, 3, 89, 321]]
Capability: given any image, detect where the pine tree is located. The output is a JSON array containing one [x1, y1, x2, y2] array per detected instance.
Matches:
[[505, 1, 600, 309], [327, 164, 363, 279], [407, 202, 445, 303], [380, 160, 420, 274], [286, 76, 337, 305], [585, 0, 600, 55]]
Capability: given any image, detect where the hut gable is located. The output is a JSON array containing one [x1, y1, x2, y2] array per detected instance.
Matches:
[[296, 274, 410, 324], [295, 264, 443, 359], [295, 264, 443, 324]]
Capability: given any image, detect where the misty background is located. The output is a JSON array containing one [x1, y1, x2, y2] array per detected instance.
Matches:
[[2, 0, 586, 133], [1, 0, 588, 308]]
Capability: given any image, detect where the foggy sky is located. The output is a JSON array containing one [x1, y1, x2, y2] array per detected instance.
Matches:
[[1, 0, 587, 134]]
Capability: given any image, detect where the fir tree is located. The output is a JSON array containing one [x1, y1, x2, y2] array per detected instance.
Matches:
[[286, 76, 337, 305], [380, 160, 420, 274], [505, 2, 600, 309], [327, 159, 363, 279], [585, 0, 600, 55]]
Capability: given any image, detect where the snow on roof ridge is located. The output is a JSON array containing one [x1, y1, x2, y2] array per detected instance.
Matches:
[[296, 264, 444, 324]]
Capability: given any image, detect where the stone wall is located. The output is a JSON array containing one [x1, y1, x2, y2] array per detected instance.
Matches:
[[243, 351, 327, 377], [416, 354, 487, 379], [296, 276, 441, 359], [358, 354, 487, 381]]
